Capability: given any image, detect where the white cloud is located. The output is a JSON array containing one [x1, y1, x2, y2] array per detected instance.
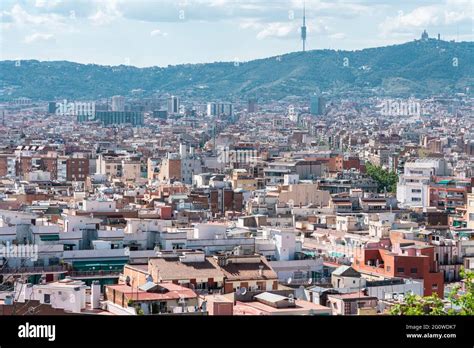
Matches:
[[23, 32, 54, 43], [7, 4, 62, 26], [241, 16, 339, 41], [379, 1, 472, 38], [150, 29, 168, 37], [256, 22, 296, 40], [444, 10, 471, 25], [35, 0, 62, 9], [88, 0, 122, 26], [329, 32, 346, 40]]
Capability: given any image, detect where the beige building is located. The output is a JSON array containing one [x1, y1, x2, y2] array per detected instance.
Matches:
[[278, 184, 330, 206], [147, 158, 161, 181], [96, 154, 122, 179], [231, 169, 257, 191], [122, 160, 141, 184], [158, 156, 181, 182]]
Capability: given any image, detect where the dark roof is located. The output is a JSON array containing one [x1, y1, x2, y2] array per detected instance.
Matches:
[[332, 265, 361, 278]]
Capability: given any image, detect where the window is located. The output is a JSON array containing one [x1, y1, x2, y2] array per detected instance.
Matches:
[[411, 197, 421, 202], [410, 268, 417, 274], [411, 189, 422, 193], [386, 266, 391, 272], [432, 284, 438, 290], [44, 294, 51, 304], [397, 267, 404, 273]]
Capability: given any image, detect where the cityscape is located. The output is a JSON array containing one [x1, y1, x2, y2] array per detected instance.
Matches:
[[0, 0, 473, 346]]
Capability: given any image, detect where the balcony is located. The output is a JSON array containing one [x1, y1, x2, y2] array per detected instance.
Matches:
[[0, 265, 68, 275], [68, 270, 122, 279]]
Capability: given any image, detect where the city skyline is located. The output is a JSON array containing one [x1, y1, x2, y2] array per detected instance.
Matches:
[[0, 1, 472, 343], [1, 0, 472, 67]]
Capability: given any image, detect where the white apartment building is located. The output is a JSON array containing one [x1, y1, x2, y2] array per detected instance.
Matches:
[[111, 95, 125, 112], [14, 278, 88, 313], [397, 158, 448, 208], [467, 191, 474, 229]]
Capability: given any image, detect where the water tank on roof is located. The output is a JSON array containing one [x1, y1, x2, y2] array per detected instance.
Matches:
[[4, 295, 13, 305]]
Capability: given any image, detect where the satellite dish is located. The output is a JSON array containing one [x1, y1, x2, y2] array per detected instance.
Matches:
[[240, 287, 247, 295], [125, 276, 131, 286], [287, 277, 292, 284], [307, 278, 313, 285]]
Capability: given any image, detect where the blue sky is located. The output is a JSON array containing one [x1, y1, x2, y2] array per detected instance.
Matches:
[[0, 0, 472, 67]]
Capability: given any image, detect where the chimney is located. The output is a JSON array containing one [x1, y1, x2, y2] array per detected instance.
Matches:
[[91, 280, 101, 309], [179, 143, 187, 159]]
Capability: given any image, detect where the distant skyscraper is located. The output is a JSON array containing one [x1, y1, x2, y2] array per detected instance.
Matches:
[[218, 102, 233, 117], [168, 96, 179, 114], [153, 110, 168, 119], [48, 101, 57, 114], [248, 99, 257, 113], [207, 102, 217, 117], [310, 94, 319, 115], [310, 92, 326, 116], [301, 1, 307, 52], [111, 95, 125, 112]]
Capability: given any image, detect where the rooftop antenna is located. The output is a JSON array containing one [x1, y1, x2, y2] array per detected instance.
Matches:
[[301, 0, 307, 52]]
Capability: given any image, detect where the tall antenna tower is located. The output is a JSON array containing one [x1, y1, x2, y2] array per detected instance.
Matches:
[[301, 1, 307, 52]]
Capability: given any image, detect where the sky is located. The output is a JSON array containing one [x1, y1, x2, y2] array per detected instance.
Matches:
[[0, 0, 472, 67]]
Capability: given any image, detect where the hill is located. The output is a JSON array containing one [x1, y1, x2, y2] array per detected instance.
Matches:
[[0, 39, 472, 101]]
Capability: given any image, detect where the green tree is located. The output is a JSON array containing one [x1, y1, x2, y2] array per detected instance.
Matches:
[[446, 267, 474, 315], [390, 268, 474, 315], [366, 162, 398, 193]]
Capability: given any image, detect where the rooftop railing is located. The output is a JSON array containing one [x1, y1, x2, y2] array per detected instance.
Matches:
[[0, 265, 68, 274]]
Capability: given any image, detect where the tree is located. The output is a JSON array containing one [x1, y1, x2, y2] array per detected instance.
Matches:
[[389, 292, 445, 315], [365, 162, 398, 193], [446, 267, 474, 315], [390, 267, 474, 315]]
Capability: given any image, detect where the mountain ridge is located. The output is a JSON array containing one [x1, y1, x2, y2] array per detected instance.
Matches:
[[1, 39, 472, 102]]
